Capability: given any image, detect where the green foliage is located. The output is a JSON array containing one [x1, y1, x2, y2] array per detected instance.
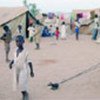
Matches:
[[28, 3, 39, 17], [23, 0, 27, 7], [23, 0, 39, 17]]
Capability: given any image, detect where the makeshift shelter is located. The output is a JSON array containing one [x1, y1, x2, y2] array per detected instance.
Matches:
[[72, 8, 100, 34], [0, 7, 36, 38]]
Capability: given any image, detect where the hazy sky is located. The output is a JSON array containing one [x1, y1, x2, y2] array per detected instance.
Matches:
[[0, 0, 100, 12]]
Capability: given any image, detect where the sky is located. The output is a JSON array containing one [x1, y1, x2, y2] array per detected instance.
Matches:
[[0, 0, 100, 12]]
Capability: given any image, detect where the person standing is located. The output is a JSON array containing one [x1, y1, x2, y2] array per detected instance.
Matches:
[[0, 25, 12, 62], [34, 20, 43, 49], [92, 14, 99, 40], [42, 26, 50, 37], [55, 27, 60, 40], [9, 35, 34, 100], [27, 24, 35, 43], [60, 22, 67, 40], [74, 19, 81, 40], [18, 24, 22, 34], [49, 25, 55, 36], [55, 17, 60, 27]]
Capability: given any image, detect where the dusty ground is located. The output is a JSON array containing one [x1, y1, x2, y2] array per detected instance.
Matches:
[[0, 34, 100, 100]]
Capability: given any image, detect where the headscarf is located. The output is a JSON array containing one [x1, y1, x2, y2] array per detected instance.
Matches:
[[16, 35, 24, 44]]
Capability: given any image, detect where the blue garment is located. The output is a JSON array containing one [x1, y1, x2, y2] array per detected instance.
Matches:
[[42, 26, 51, 37], [75, 26, 80, 40], [92, 29, 98, 40], [75, 27, 79, 34]]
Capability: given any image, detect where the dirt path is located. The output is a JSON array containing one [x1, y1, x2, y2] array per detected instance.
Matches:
[[0, 34, 100, 100]]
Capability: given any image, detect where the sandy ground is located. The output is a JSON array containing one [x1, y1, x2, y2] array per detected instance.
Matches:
[[0, 34, 100, 100]]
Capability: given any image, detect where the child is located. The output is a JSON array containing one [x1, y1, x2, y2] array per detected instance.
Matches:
[[0, 25, 12, 62], [18, 24, 22, 34], [27, 23, 35, 42], [49, 25, 55, 36], [60, 22, 67, 40], [9, 35, 34, 100], [34, 20, 43, 49], [75, 19, 81, 40], [55, 27, 60, 40], [17, 24, 26, 39], [92, 14, 99, 40]]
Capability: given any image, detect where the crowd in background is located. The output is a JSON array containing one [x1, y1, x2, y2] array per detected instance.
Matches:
[[0, 13, 100, 62]]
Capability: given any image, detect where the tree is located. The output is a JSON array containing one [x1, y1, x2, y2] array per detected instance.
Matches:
[[23, 0, 28, 7], [28, 3, 39, 17], [23, 0, 39, 17]]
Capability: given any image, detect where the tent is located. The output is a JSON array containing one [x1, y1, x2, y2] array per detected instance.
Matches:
[[0, 7, 36, 38]]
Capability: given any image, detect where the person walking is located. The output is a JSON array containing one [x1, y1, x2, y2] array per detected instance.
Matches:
[[92, 14, 99, 40], [34, 20, 43, 49]]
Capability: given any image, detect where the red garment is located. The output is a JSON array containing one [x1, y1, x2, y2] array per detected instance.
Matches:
[[55, 30, 60, 39]]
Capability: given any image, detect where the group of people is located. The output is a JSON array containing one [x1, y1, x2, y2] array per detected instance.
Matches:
[[28, 20, 42, 50], [41, 16, 81, 41], [0, 14, 99, 63], [0, 14, 99, 100], [1, 14, 99, 63], [0, 17, 70, 100], [0, 25, 35, 100], [0, 20, 43, 100], [0, 26, 34, 100], [41, 21, 68, 40]]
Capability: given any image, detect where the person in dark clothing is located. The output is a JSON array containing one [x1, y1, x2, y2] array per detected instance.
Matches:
[[42, 26, 50, 37], [0, 25, 12, 62]]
